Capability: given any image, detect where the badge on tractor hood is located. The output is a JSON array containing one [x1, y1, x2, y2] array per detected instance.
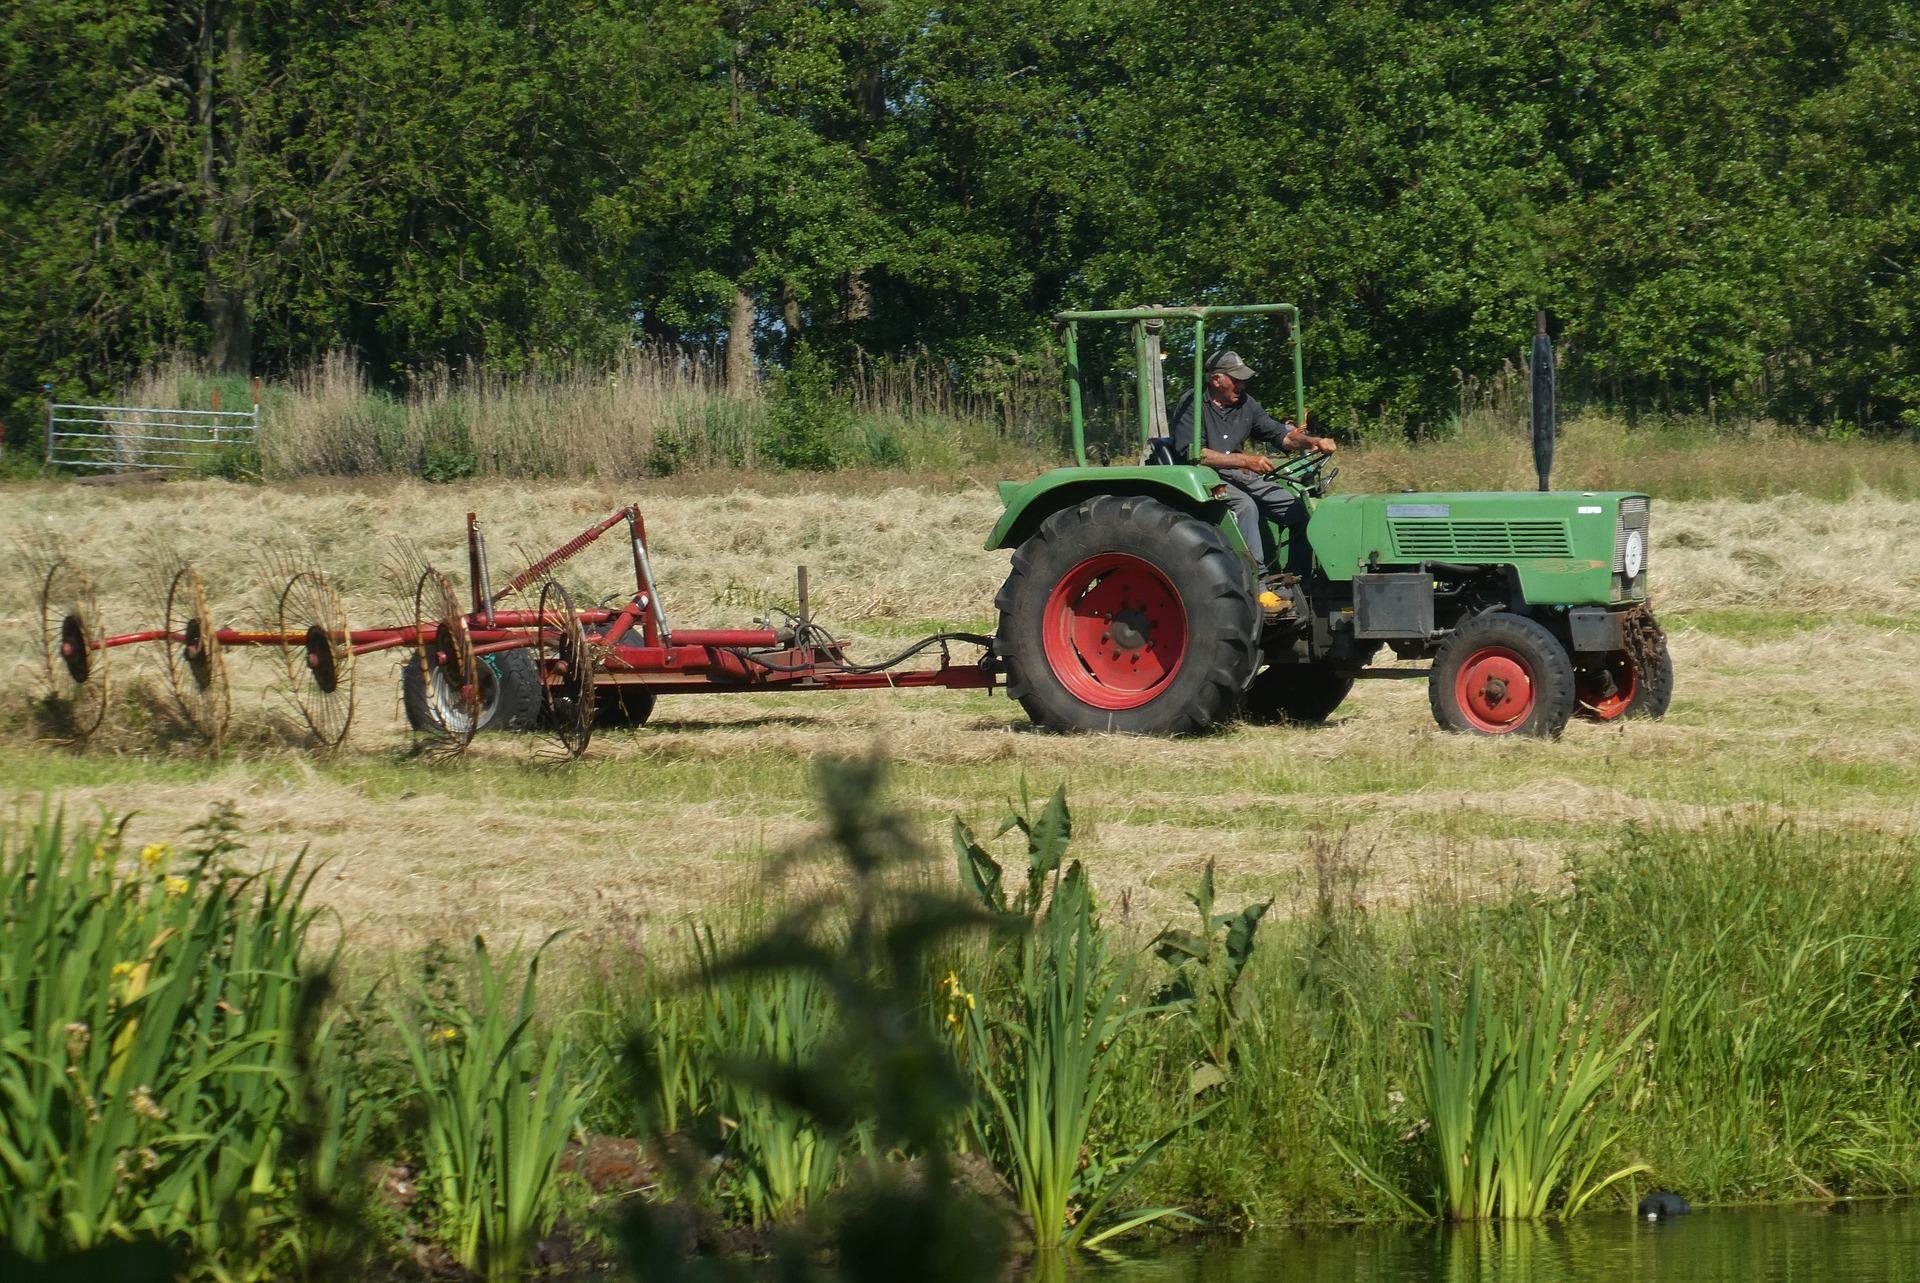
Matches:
[[1386, 503, 1451, 519]]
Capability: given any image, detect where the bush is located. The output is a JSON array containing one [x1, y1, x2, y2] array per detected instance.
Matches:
[[759, 344, 852, 471]]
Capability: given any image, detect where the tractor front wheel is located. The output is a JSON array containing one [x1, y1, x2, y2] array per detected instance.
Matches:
[[1429, 613, 1576, 738], [1574, 643, 1674, 722], [996, 495, 1258, 735]]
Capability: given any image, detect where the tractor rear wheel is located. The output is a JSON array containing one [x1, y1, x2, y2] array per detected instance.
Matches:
[[996, 495, 1258, 735], [403, 647, 540, 735], [1429, 612, 1576, 738], [1243, 661, 1358, 725]]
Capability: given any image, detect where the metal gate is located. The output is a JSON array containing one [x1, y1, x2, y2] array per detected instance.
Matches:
[[45, 380, 259, 472]]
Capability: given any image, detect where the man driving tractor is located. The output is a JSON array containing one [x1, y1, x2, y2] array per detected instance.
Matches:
[[1166, 349, 1337, 577]]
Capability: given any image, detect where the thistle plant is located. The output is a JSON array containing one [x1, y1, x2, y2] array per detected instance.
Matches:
[[1150, 857, 1272, 1093]]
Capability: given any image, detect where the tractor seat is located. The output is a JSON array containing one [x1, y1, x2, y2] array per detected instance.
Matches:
[[1142, 436, 1178, 465]]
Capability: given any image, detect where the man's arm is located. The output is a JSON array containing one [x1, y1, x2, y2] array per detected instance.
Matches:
[[1281, 422, 1338, 454], [1251, 401, 1337, 455]]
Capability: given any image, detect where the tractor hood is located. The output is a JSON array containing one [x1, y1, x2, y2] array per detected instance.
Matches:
[[1309, 490, 1652, 606]]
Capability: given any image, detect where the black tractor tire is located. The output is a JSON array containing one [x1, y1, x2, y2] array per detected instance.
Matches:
[[1428, 612, 1576, 738], [593, 685, 658, 729], [402, 647, 540, 735], [1574, 639, 1674, 722], [1243, 662, 1359, 725], [995, 495, 1258, 735]]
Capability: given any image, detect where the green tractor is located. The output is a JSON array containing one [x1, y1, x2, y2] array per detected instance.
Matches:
[[988, 304, 1671, 737]]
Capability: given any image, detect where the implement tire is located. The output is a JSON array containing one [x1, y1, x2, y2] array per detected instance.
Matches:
[[403, 647, 540, 734], [1429, 612, 1576, 738], [996, 495, 1258, 735], [593, 685, 658, 729], [1243, 662, 1358, 725]]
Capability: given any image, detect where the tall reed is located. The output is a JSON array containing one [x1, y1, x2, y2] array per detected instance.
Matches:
[[1334, 931, 1651, 1221], [389, 934, 588, 1280], [0, 808, 320, 1271], [953, 788, 1194, 1249], [695, 930, 845, 1226]]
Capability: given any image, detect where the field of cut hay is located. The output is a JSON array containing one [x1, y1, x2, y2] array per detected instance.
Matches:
[[3, 477, 1918, 960]]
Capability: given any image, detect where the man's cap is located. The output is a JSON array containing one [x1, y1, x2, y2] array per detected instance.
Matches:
[[1207, 350, 1256, 381]]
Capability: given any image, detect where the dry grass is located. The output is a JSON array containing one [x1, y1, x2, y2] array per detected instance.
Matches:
[[2, 478, 1917, 960]]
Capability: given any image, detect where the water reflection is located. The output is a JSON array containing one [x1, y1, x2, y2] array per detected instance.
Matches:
[[1085, 1203, 1920, 1283]]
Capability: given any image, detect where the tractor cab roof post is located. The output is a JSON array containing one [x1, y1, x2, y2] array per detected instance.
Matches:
[[1050, 304, 1306, 467]]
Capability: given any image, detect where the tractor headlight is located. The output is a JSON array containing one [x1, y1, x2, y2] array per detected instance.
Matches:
[[1624, 531, 1645, 580]]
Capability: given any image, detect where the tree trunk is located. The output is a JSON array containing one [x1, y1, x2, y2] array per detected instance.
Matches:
[[727, 284, 756, 396], [198, 2, 251, 373]]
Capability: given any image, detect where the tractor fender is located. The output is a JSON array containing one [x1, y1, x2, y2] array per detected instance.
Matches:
[[985, 466, 1244, 554]]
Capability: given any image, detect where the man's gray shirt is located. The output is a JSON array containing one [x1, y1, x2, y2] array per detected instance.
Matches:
[[1167, 390, 1292, 460]]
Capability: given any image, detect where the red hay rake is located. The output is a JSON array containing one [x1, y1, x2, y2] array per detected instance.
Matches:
[[37, 504, 997, 759]]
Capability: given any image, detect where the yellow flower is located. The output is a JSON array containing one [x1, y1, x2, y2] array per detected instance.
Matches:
[[164, 877, 190, 898], [139, 843, 171, 870], [111, 961, 135, 979], [430, 1027, 460, 1043]]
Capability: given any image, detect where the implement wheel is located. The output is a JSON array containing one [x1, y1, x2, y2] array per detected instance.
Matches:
[[39, 560, 109, 742], [164, 565, 230, 746], [1429, 612, 1575, 738], [277, 569, 355, 748], [996, 495, 1257, 734], [408, 569, 480, 753], [1243, 661, 1358, 726], [536, 579, 595, 758], [593, 685, 657, 729], [403, 648, 539, 736]]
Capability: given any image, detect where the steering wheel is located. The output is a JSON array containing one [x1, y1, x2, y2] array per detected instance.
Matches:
[[1273, 448, 1339, 495]]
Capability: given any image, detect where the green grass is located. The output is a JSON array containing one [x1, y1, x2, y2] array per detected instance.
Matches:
[[1671, 608, 1919, 642]]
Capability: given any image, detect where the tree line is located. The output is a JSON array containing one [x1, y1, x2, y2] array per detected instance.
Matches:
[[3, 0, 1915, 449]]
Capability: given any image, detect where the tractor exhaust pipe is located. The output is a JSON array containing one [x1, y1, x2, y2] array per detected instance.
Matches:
[[1532, 309, 1556, 492]]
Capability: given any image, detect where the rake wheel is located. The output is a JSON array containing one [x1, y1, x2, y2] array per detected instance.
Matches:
[[411, 569, 480, 754], [276, 569, 355, 748], [38, 559, 109, 742], [536, 579, 595, 759], [164, 565, 230, 745]]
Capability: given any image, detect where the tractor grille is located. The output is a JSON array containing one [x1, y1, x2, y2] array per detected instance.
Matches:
[[1388, 520, 1573, 561], [1612, 497, 1651, 600]]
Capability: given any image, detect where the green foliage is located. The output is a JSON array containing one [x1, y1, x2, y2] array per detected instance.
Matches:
[[387, 934, 589, 1280], [1565, 821, 1920, 1199], [0, 807, 325, 1270], [952, 786, 1197, 1249]]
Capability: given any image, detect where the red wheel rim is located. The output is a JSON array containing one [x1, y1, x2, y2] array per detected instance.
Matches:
[[1576, 656, 1638, 722], [1041, 553, 1188, 710], [1453, 646, 1536, 733]]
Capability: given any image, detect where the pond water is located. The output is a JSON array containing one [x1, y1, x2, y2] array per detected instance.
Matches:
[[1090, 1202, 1920, 1283]]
